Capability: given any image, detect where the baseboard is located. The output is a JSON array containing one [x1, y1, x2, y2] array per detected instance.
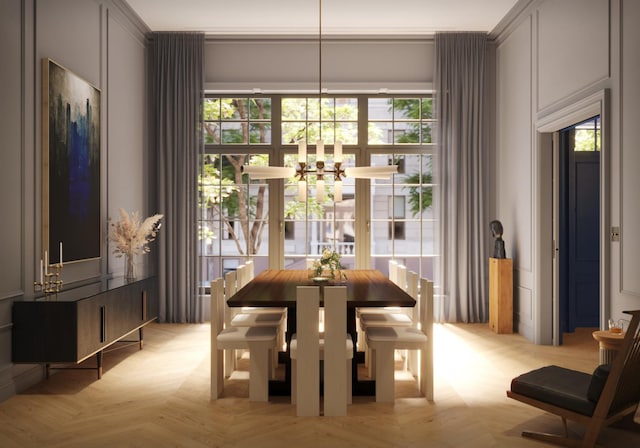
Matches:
[[0, 363, 44, 403]]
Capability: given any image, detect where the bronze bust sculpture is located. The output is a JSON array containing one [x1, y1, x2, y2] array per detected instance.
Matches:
[[490, 220, 506, 259]]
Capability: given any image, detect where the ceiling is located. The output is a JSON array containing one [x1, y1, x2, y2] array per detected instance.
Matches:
[[124, 0, 520, 36]]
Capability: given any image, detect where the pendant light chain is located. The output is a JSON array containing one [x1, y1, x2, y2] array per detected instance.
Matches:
[[318, 0, 322, 141], [241, 0, 398, 200]]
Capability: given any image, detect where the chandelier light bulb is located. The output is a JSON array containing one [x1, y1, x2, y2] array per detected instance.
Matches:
[[334, 179, 343, 202], [316, 178, 325, 202], [298, 179, 307, 202], [334, 140, 342, 163], [316, 139, 324, 162], [298, 140, 307, 163]]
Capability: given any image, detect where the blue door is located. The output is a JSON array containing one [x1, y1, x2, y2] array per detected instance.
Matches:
[[559, 117, 600, 333]]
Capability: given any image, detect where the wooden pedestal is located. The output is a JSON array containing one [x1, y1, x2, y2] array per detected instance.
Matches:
[[489, 258, 513, 334], [592, 330, 625, 364]]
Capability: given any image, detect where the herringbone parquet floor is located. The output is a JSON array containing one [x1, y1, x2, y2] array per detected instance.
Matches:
[[1, 322, 639, 447]]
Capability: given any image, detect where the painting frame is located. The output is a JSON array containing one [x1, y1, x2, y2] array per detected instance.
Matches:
[[42, 58, 101, 265]]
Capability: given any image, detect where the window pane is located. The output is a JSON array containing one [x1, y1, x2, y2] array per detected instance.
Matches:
[[320, 122, 334, 144], [282, 98, 307, 120], [203, 122, 219, 144], [369, 122, 393, 144], [249, 98, 271, 120], [308, 98, 320, 120], [249, 123, 271, 144], [222, 98, 248, 120], [203, 98, 220, 120], [394, 98, 420, 119], [421, 98, 433, 119], [336, 122, 358, 145], [336, 98, 358, 120], [574, 117, 600, 152], [221, 122, 246, 144], [394, 122, 420, 144], [421, 123, 433, 144], [369, 98, 393, 120], [282, 121, 306, 144], [320, 98, 335, 120]]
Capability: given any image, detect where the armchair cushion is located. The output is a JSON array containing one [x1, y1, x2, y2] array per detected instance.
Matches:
[[586, 364, 611, 403], [510, 365, 596, 416]]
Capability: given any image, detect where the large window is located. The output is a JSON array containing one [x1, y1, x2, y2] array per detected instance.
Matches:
[[199, 94, 435, 289]]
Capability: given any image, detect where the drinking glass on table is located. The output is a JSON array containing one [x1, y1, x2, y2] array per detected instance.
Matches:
[[608, 318, 624, 334]]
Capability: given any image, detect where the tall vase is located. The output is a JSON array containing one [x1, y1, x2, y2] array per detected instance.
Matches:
[[125, 254, 136, 281]]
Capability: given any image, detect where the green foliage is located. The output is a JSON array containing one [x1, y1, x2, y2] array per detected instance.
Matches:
[[311, 249, 347, 279], [403, 172, 433, 217], [199, 156, 236, 207], [392, 98, 433, 144], [574, 129, 600, 152], [284, 195, 324, 219]]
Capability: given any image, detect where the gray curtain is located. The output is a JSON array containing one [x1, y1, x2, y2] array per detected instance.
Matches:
[[434, 32, 488, 323], [150, 32, 204, 323]]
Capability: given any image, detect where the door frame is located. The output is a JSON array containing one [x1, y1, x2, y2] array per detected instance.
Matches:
[[534, 90, 609, 345]]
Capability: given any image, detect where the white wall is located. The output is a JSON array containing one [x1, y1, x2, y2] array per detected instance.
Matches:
[[495, 0, 640, 342], [0, 0, 151, 401], [496, 14, 534, 338], [204, 37, 434, 91], [619, 0, 640, 308], [0, 0, 24, 402]]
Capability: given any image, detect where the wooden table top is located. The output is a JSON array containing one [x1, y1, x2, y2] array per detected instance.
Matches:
[[226, 269, 416, 309]]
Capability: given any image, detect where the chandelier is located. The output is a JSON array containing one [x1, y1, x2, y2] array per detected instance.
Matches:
[[242, 0, 397, 202]]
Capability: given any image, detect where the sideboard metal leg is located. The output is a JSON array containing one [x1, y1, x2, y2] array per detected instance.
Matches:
[[96, 351, 103, 379]]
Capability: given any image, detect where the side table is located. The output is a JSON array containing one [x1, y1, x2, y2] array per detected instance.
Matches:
[[592, 330, 625, 364]]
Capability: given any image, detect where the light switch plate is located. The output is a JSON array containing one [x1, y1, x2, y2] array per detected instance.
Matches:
[[611, 226, 620, 242]]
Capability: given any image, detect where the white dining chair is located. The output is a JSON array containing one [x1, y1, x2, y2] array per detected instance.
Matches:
[[365, 277, 434, 402], [236, 264, 249, 289], [358, 264, 413, 376], [290, 286, 353, 415], [225, 271, 284, 379], [388, 259, 399, 284], [405, 270, 421, 375], [291, 286, 320, 416], [245, 259, 255, 279], [210, 277, 278, 402], [224, 270, 238, 377], [323, 285, 352, 416]]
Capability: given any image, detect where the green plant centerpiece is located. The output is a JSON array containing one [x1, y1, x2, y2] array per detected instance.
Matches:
[[311, 249, 347, 280]]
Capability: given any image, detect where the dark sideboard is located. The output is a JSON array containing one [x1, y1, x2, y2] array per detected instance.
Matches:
[[12, 276, 158, 378]]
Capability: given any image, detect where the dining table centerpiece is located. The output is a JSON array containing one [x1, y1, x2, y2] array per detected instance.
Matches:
[[311, 249, 347, 281], [108, 208, 163, 281]]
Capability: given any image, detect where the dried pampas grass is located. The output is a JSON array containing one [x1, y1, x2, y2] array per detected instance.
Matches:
[[108, 208, 163, 258]]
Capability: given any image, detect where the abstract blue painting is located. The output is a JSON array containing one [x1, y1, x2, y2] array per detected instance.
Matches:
[[43, 59, 101, 264]]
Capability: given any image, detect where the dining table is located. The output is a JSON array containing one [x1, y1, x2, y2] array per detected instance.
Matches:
[[226, 269, 416, 396]]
